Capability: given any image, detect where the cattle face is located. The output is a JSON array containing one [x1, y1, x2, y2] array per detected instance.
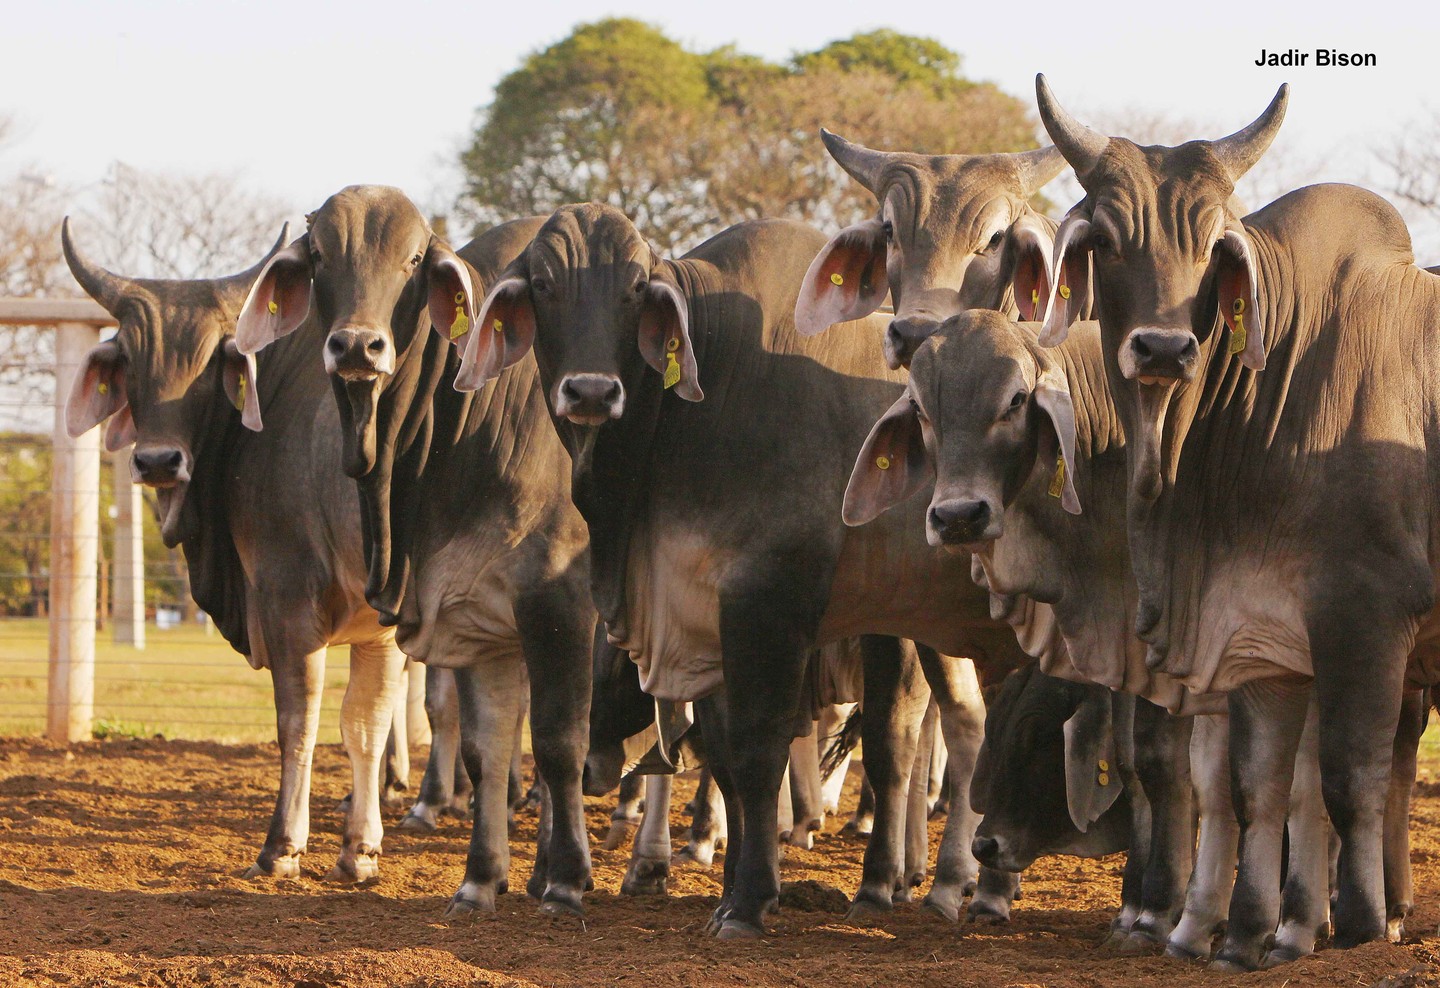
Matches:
[[794, 134, 1066, 369], [234, 185, 476, 477], [1034, 76, 1285, 500], [841, 311, 1079, 546], [971, 664, 1126, 873], [455, 204, 702, 419], [62, 219, 282, 546]]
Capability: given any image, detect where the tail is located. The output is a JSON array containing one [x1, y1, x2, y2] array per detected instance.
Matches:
[[819, 707, 863, 781]]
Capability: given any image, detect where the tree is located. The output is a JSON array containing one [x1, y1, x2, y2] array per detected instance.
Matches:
[[1378, 109, 1440, 257], [456, 22, 1039, 248]]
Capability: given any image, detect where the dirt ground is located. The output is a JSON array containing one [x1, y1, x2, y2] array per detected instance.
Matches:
[[4, 739, 1440, 988]]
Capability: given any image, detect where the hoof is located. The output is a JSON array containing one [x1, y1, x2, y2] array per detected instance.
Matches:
[[327, 849, 379, 884], [381, 783, 408, 808], [398, 809, 438, 833], [1116, 931, 1163, 956], [921, 886, 964, 923], [526, 873, 546, 901], [785, 828, 815, 851], [1164, 929, 1217, 962], [621, 857, 669, 897], [539, 892, 586, 919], [1260, 945, 1309, 969], [841, 816, 874, 839], [246, 852, 303, 880], [444, 883, 498, 920], [1208, 957, 1253, 975], [1387, 916, 1406, 942], [673, 842, 717, 868], [717, 918, 765, 940], [602, 818, 639, 851], [967, 894, 1011, 925], [845, 895, 892, 925], [337, 793, 353, 814], [704, 905, 730, 936]]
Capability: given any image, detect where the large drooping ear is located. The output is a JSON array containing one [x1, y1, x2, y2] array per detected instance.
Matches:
[[1037, 211, 1092, 347], [638, 264, 702, 402], [65, 340, 128, 438], [1214, 226, 1265, 371], [235, 236, 312, 354], [842, 392, 932, 526], [1033, 361, 1080, 514], [221, 338, 263, 431], [794, 219, 890, 336], [1008, 212, 1055, 322], [454, 258, 535, 392], [423, 238, 479, 346], [1062, 686, 1122, 832]]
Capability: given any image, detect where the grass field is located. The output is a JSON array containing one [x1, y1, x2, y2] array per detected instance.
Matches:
[[0, 616, 354, 742]]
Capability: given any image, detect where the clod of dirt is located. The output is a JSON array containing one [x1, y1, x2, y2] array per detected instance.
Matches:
[[777, 879, 849, 912], [1378, 966, 1440, 988]]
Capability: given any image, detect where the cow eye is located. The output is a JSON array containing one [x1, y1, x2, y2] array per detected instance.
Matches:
[[1091, 231, 1113, 255], [309, 246, 323, 266], [634, 279, 648, 297], [532, 276, 550, 295], [983, 230, 1005, 253], [1005, 390, 1027, 415], [410, 251, 423, 268]]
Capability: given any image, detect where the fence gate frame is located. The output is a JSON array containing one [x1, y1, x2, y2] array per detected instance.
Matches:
[[1, 297, 122, 742]]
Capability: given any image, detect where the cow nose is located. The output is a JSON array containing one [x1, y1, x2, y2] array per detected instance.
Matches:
[[929, 498, 991, 543], [324, 327, 393, 380], [884, 317, 940, 370], [132, 447, 185, 486], [1126, 329, 1199, 382], [557, 374, 625, 425], [972, 834, 1000, 867]]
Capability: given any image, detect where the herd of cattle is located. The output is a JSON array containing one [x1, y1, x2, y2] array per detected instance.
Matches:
[[54, 75, 1440, 972]]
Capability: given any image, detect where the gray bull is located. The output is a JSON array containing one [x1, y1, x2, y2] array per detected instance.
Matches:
[[794, 134, 1065, 368], [62, 223, 410, 882], [1032, 77, 1440, 968], [234, 189, 594, 917], [454, 205, 1039, 936]]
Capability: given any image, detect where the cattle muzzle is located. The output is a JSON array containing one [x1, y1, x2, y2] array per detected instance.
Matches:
[[1121, 328, 1199, 384], [928, 498, 1000, 551], [131, 446, 190, 488], [324, 327, 394, 382], [555, 374, 625, 426], [884, 316, 943, 370]]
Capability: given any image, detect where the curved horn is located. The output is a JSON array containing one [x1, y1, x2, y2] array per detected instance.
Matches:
[[214, 222, 293, 311], [1011, 145, 1067, 198], [820, 129, 891, 194], [1209, 84, 1289, 183], [1034, 75, 1108, 179], [61, 217, 135, 313]]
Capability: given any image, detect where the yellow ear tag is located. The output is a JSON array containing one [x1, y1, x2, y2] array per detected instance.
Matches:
[[450, 308, 469, 340], [830, 272, 844, 286], [1097, 759, 1109, 772], [1031, 289, 1039, 307], [1058, 285, 1071, 300], [235, 375, 246, 411], [1048, 454, 1066, 499], [268, 300, 279, 315], [98, 382, 109, 396], [1229, 297, 1248, 356], [492, 318, 503, 333], [875, 455, 891, 471], [1097, 771, 1110, 786], [663, 352, 681, 390]]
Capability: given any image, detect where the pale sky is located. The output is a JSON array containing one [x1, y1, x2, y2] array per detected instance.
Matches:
[[3, 0, 1437, 252]]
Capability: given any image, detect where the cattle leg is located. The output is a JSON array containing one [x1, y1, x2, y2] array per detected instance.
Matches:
[[819, 703, 856, 816], [787, 730, 825, 849], [849, 636, 929, 920], [696, 694, 745, 934], [381, 658, 414, 806], [1167, 713, 1238, 960], [676, 767, 728, 867], [402, 666, 465, 832], [1211, 677, 1309, 972], [407, 656, 430, 746], [1312, 607, 1411, 951], [914, 650, 989, 923], [1269, 692, 1331, 965], [1385, 688, 1424, 941], [249, 647, 326, 879], [516, 587, 593, 917], [445, 660, 526, 918], [900, 699, 938, 899], [711, 595, 814, 940], [332, 638, 407, 882], [604, 773, 646, 850], [927, 713, 947, 816], [845, 772, 876, 837], [623, 774, 673, 895], [1123, 700, 1194, 951]]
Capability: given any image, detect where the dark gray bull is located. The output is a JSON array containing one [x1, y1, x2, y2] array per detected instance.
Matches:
[[1033, 77, 1440, 968], [454, 205, 1038, 936], [794, 133, 1065, 368], [234, 190, 594, 916], [62, 223, 410, 882]]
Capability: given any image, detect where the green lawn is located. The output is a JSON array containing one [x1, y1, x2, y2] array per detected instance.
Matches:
[[0, 617, 354, 743]]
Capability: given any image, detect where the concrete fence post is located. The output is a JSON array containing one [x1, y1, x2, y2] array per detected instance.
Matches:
[[112, 446, 145, 648]]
